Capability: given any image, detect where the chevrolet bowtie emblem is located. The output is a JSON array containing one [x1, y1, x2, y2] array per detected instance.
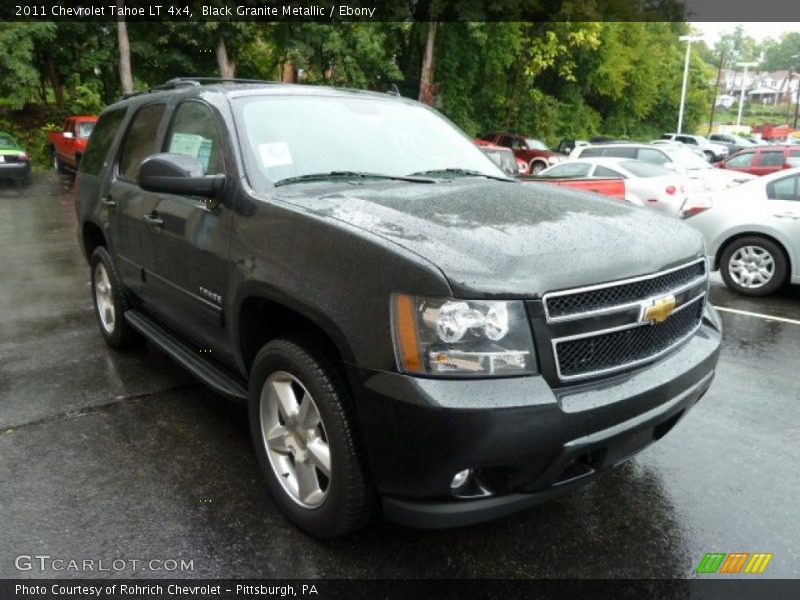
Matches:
[[643, 294, 676, 323]]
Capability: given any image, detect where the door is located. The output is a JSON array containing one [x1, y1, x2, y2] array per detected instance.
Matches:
[[58, 119, 75, 163], [722, 150, 756, 174], [140, 100, 233, 353], [752, 150, 788, 176], [104, 103, 168, 299], [766, 173, 800, 280]]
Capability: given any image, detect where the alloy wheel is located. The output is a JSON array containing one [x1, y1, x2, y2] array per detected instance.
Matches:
[[93, 262, 116, 334], [728, 245, 775, 289], [259, 371, 331, 508]]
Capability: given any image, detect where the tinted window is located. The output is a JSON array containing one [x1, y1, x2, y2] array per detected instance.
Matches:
[[601, 147, 637, 159], [579, 147, 604, 158], [164, 102, 225, 175], [80, 109, 126, 176], [619, 160, 671, 177], [119, 104, 166, 181], [637, 148, 669, 165], [768, 175, 798, 201], [540, 162, 591, 178], [725, 152, 755, 168], [759, 151, 785, 167], [498, 136, 513, 148], [593, 165, 624, 178], [676, 135, 697, 145]]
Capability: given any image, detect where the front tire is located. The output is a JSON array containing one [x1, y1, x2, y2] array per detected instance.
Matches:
[[720, 236, 787, 296], [52, 148, 65, 173], [248, 337, 372, 538], [530, 160, 546, 175], [90, 246, 140, 348], [703, 150, 715, 162]]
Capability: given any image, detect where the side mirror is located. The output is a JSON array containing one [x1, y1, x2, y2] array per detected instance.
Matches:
[[138, 153, 225, 197], [63, 132, 74, 139]]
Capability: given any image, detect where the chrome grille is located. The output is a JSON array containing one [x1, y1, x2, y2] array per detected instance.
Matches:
[[553, 295, 704, 380], [544, 259, 706, 322]]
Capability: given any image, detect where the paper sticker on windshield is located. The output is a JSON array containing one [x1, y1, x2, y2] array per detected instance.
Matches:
[[259, 142, 293, 167]]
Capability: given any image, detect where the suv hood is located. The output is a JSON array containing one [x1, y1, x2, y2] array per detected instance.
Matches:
[[278, 179, 705, 297]]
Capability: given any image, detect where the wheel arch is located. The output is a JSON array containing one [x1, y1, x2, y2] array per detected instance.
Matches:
[[233, 285, 357, 386], [81, 220, 107, 263], [715, 230, 794, 280]]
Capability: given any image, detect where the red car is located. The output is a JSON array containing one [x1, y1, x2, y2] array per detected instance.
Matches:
[[718, 145, 800, 177], [48, 115, 99, 172], [474, 139, 529, 175], [479, 132, 564, 174]]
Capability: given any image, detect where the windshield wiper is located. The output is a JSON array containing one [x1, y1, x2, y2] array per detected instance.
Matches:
[[274, 171, 436, 186], [408, 168, 512, 182]]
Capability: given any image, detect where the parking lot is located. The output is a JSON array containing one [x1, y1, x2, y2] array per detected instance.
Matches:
[[1, 173, 798, 578]]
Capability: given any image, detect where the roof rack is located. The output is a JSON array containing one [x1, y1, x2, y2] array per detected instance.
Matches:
[[121, 77, 278, 100]]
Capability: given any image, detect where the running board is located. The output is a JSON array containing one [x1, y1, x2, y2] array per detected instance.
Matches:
[[125, 310, 248, 401]]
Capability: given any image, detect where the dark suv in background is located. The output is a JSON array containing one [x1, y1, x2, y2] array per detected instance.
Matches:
[[76, 79, 722, 537]]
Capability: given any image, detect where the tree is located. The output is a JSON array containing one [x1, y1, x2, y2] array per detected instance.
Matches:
[[761, 32, 800, 71], [116, 0, 133, 94]]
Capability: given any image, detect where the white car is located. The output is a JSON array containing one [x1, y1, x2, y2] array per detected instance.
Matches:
[[569, 143, 755, 196], [682, 168, 800, 296], [660, 133, 729, 162], [539, 157, 689, 216]]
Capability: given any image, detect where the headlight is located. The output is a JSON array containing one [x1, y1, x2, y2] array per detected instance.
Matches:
[[391, 294, 536, 377]]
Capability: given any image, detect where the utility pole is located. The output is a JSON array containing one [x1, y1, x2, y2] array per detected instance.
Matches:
[[677, 35, 702, 134], [708, 50, 726, 135]]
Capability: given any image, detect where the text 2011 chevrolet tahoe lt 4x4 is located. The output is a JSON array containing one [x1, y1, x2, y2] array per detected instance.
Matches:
[[76, 79, 722, 538]]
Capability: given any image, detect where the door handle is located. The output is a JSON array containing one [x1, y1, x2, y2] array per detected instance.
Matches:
[[101, 196, 116, 208], [143, 212, 164, 227], [774, 212, 800, 219]]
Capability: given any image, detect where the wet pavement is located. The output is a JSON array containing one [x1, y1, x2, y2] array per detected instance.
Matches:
[[1, 174, 798, 578]]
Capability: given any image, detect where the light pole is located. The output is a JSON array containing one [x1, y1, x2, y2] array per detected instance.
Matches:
[[792, 54, 800, 129], [736, 61, 759, 127], [677, 35, 703, 134]]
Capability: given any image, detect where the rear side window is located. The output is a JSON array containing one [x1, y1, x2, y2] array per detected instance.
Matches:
[[118, 103, 166, 181], [602, 147, 637, 159], [619, 160, 670, 177], [593, 165, 624, 178], [637, 148, 669, 165], [767, 175, 798, 201], [80, 109, 126, 176], [578, 147, 603, 158], [759, 151, 786, 167], [540, 162, 591, 178]]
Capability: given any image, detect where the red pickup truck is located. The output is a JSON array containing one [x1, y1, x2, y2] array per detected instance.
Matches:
[[49, 116, 98, 172]]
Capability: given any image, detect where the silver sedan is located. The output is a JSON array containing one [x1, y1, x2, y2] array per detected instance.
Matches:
[[683, 167, 800, 296]]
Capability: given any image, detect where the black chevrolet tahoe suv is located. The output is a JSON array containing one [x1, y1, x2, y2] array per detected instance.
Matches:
[[76, 78, 722, 538]]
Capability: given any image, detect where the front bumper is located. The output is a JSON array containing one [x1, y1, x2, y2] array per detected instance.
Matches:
[[0, 162, 31, 179], [350, 308, 721, 528]]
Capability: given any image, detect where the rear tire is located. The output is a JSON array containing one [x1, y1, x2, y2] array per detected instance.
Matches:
[[90, 246, 141, 348], [248, 336, 372, 538], [720, 236, 787, 296], [703, 150, 715, 162]]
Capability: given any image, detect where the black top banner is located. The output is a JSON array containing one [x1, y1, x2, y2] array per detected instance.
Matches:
[[1, 0, 798, 22]]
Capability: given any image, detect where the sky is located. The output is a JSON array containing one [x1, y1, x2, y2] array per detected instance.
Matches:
[[689, 22, 800, 45]]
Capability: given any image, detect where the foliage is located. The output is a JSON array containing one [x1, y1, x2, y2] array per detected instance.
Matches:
[[1, 19, 723, 157]]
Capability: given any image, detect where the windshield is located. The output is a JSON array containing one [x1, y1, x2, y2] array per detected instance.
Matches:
[[235, 95, 507, 189], [526, 138, 549, 151], [620, 160, 672, 177], [0, 135, 17, 147], [78, 122, 95, 138]]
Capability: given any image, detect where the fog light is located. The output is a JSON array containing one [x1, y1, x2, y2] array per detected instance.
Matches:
[[450, 469, 472, 490]]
